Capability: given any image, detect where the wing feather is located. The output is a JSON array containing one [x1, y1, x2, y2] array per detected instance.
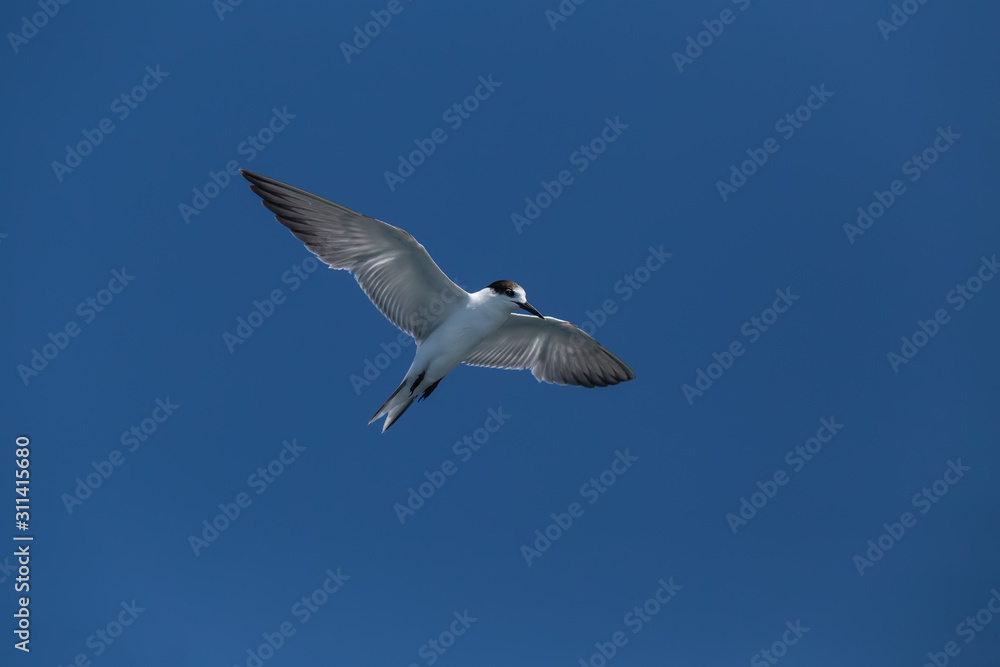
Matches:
[[463, 314, 635, 387], [241, 170, 467, 342]]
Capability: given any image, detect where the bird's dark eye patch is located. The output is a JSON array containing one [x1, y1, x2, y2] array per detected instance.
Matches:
[[505, 289, 514, 297]]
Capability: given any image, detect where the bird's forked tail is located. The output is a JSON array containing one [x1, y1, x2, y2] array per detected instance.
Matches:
[[369, 378, 419, 433]]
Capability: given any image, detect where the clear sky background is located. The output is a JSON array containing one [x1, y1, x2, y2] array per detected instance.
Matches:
[[3, 1, 1000, 666]]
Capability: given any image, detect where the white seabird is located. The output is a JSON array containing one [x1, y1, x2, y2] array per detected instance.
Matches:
[[241, 170, 635, 432]]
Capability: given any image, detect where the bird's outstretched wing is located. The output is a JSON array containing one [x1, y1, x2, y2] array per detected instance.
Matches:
[[241, 170, 467, 342], [463, 314, 635, 388]]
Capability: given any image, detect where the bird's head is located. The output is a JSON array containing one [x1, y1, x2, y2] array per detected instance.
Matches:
[[487, 280, 544, 318]]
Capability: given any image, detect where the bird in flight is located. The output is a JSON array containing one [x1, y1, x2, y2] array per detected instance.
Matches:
[[241, 170, 635, 432]]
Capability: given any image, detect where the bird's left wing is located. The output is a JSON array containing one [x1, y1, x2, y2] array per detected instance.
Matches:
[[241, 170, 467, 342], [463, 314, 635, 388]]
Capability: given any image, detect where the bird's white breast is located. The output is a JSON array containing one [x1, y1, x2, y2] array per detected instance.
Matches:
[[414, 292, 513, 380]]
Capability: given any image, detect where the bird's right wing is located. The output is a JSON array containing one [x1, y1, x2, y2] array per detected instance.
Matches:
[[241, 170, 468, 342], [463, 314, 635, 388]]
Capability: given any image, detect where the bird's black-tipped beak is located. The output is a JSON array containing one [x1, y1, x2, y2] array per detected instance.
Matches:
[[518, 301, 544, 319]]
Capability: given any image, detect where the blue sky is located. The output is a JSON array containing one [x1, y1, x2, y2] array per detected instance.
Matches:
[[3, 0, 1000, 665]]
